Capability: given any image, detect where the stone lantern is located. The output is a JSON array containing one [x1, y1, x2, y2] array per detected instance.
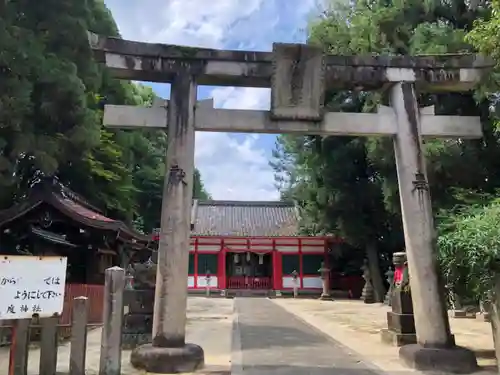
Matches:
[[205, 269, 212, 297], [318, 262, 331, 300], [125, 264, 135, 291], [291, 269, 299, 298], [361, 259, 375, 304]]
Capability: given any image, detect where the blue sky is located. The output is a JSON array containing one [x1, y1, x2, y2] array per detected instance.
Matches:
[[103, 0, 323, 200]]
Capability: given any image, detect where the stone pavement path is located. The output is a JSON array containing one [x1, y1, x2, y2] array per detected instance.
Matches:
[[233, 298, 383, 375], [0, 297, 234, 375], [272, 298, 496, 375]]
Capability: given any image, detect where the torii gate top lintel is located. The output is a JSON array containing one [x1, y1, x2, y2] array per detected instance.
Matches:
[[88, 32, 492, 92]]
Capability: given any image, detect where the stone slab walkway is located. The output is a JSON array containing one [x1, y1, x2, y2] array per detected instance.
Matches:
[[232, 297, 385, 375], [271, 298, 497, 375]]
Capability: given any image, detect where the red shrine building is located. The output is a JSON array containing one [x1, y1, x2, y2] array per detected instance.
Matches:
[[154, 200, 340, 294]]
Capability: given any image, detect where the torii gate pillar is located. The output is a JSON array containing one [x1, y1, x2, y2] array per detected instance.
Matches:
[[130, 72, 204, 373], [390, 82, 477, 371]]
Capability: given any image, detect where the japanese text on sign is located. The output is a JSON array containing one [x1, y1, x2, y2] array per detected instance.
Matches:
[[0, 256, 67, 320]]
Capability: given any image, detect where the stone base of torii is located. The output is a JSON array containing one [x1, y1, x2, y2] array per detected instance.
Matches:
[[89, 33, 492, 374]]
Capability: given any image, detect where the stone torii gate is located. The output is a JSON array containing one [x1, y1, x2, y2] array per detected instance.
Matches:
[[89, 33, 491, 374]]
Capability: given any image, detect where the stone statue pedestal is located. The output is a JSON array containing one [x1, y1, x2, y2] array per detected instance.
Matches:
[[122, 262, 156, 349], [381, 252, 417, 346], [449, 309, 476, 319], [381, 289, 417, 346], [122, 289, 154, 349]]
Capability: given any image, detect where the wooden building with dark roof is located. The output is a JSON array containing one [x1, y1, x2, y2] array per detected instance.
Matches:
[[153, 200, 341, 294], [0, 179, 153, 284]]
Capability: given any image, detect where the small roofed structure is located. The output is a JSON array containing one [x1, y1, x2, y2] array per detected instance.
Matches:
[[0, 178, 152, 284], [154, 200, 341, 295]]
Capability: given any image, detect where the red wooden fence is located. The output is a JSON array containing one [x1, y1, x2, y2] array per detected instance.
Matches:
[[0, 283, 104, 344], [60, 284, 105, 325], [57, 284, 104, 338], [227, 276, 271, 290]]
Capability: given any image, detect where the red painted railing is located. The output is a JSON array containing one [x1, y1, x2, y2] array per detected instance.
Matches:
[[59, 284, 104, 337], [227, 276, 271, 290]]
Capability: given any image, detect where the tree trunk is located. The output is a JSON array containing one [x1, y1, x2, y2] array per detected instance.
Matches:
[[366, 242, 385, 303]]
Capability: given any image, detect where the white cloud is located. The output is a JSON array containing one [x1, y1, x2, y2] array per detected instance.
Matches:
[[135, 0, 265, 48], [159, 1, 263, 47], [194, 87, 277, 200], [104, 0, 319, 200], [195, 132, 278, 201]]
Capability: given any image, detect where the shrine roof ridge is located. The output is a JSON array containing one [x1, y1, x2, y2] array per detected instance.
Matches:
[[196, 200, 294, 207], [192, 199, 299, 236], [89, 34, 492, 69]]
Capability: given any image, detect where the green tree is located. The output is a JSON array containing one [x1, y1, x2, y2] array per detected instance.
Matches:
[[272, 0, 500, 301], [431, 0, 500, 306], [437, 197, 500, 304], [0, 0, 100, 201], [0, 0, 211, 234]]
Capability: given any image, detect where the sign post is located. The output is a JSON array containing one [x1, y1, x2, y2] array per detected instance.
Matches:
[[0, 256, 67, 320], [0, 256, 67, 375]]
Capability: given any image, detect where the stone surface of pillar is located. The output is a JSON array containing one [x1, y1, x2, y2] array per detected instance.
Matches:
[[130, 72, 204, 374], [391, 82, 477, 373], [99, 267, 125, 375]]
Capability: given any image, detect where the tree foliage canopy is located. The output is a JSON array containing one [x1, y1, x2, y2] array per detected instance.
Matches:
[[0, 0, 210, 234], [270, 0, 500, 300]]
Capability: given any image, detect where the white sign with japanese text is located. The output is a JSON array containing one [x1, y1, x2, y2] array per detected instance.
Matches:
[[0, 256, 67, 320]]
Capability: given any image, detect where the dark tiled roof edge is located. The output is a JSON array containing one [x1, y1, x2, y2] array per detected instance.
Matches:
[[196, 200, 295, 207]]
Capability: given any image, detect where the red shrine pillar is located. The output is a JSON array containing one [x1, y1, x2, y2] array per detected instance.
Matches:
[[218, 244, 227, 289], [272, 242, 282, 291]]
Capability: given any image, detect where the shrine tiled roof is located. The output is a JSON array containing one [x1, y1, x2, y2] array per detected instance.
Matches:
[[31, 226, 77, 247], [192, 200, 299, 236], [56, 196, 115, 222]]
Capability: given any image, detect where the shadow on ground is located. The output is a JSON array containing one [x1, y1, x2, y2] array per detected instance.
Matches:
[[240, 364, 403, 375], [237, 321, 326, 350]]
